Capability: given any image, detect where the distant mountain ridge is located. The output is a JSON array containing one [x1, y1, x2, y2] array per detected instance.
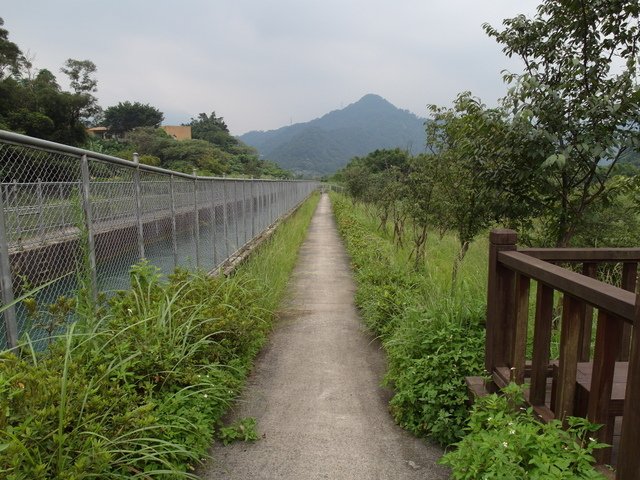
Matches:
[[239, 94, 426, 176]]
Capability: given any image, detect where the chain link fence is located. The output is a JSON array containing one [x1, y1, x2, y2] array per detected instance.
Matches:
[[0, 130, 318, 350]]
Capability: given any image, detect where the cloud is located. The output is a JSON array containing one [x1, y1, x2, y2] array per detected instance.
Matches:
[[2, 0, 539, 135]]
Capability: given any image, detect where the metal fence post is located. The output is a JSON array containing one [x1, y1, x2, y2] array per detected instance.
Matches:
[[132, 153, 145, 259], [192, 169, 200, 268], [36, 178, 44, 241], [234, 181, 240, 251], [0, 186, 17, 349], [242, 180, 247, 245], [12, 180, 21, 240], [259, 180, 267, 232], [270, 183, 275, 224], [257, 181, 263, 231], [222, 177, 229, 260], [170, 174, 178, 269], [209, 180, 218, 267], [251, 179, 256, 240], [79, 154, 98, 303]]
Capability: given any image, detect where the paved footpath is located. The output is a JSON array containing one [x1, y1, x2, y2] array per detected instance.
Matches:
[[200, 193, 448, 479]]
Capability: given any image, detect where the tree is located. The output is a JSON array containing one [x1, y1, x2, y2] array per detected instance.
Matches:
[[484, 0, 640, 246], [61, 59, 97, 94], [0, 21, 95, 146], [404, 154, 438, 266], [161, 139, 229, 175], [0, 18, 27, 79], [188, 112, 233, 147], [61, 58, 100, 126], [427, 93, 505, 283], [103, 101, 164, 135]]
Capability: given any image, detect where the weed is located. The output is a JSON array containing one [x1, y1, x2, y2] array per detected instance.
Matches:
[[439, 384, 607, 479], [217, 417, 259, 446]]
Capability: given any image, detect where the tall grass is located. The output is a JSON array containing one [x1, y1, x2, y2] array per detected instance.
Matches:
[[331, 193, 486, 446], [0, 192, 320, 479]]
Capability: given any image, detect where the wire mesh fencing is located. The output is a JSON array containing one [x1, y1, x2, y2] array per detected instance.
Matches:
[[0, 130, 319, 350]]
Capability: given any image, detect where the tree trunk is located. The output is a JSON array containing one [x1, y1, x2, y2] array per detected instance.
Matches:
[[451, 240, 470, 288], [411, 224, 428, 268]]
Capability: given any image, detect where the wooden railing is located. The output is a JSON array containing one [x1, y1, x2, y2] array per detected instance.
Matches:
[[485, 229, 640, 479]]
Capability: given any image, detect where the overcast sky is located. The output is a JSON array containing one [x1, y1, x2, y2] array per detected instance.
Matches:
[[3, 1, 539, 136]]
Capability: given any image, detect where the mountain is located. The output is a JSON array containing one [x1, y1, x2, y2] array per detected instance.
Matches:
[[238, 94, 427, 176]]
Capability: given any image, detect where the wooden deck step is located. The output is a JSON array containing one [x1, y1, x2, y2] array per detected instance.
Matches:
[[575, 361, 628, 417], [465, 376, 491, 403]]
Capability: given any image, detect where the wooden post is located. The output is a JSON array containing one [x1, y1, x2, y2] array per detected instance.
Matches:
[[554, 294, 583, 422], [511, 274, 530, 384], [587, 311, 623, 464], [530, 284, 554, 405], [485, 229, 518, 374], [617, 294, 640, 480], [618, 262, 637, 361], [578, 262, 597, 361]]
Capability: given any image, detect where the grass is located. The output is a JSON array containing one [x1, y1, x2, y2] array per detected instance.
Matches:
[[0, 192, 319, 479]]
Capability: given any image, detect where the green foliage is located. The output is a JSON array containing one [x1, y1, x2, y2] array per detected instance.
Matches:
[[188, 112, 233, 148], [482, 0, 640, 246], [0, 193, 319, 478], [440, 384, 607, 479], [103, 101, 164, 135], [331, 193, 486, 446], [60, 59, 101, 126], [0, 18, 27, 79], [0, 19, 95, 146], [340, 144, 499, 278], [426, 94, 506, 244], [89, 124, 292, 179], [387, 314, 485, 446], [217, 418, 258, 446]]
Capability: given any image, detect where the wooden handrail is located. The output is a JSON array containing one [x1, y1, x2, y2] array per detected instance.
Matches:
[[498, 250, 636, 323], [520, 248, 640, 262]]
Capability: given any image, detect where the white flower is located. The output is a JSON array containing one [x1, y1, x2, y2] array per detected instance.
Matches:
[[127, 308, 133, 315], [203, 393, 208, 398], [502, 442, 508, 448], [509, 429, 516, 435]]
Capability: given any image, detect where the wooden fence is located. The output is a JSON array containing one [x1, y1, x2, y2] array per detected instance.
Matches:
[[482, 228, 640, 479]]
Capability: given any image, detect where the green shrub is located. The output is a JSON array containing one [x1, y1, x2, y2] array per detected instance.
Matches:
[[386, 310, 485, 446], [440, 384, 607, 479]]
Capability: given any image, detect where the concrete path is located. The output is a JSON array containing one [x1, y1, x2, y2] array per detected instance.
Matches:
[[200, 194, 448, 479]]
